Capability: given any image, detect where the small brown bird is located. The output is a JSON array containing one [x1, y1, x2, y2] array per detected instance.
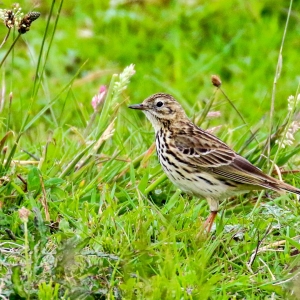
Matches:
[[129, 93, 300, 232]]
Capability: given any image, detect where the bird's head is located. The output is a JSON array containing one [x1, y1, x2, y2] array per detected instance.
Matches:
[[129, 93, 188, 132]]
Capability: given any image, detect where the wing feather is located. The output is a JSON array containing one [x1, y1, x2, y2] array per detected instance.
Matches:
[[173, 126, 282, 190], [174, 127, 235, 168]]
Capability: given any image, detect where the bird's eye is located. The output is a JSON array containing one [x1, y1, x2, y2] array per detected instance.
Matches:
[[156, 101, 163, 107]]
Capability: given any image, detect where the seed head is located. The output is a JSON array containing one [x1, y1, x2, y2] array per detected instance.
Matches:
[[18, 206, 31, 222], [207, 111, 221, 119], [18, 11, 40, 34], [0, 3, 24, 29], [276, 121, 300, 148], [211, 75, 222, 87], [91, 85, 107, 111], [287, 94, 300, 112]]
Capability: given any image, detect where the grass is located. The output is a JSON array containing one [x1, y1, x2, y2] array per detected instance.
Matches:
[[1, 0, 300, 299]]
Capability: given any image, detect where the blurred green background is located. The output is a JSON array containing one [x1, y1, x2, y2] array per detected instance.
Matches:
[[2, 0, 300, 136]]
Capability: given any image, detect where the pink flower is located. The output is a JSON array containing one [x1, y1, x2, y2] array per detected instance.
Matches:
[[91, 85, 107, 111], [207, 111, 221, 119]]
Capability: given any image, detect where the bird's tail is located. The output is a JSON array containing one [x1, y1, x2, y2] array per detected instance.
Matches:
[[278, 181, 300, 196]]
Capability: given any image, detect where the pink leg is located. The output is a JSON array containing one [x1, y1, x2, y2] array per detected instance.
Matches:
[[203, 211, 218, 233]]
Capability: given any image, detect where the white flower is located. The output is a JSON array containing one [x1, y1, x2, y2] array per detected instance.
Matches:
[[112, 64, 135, 102], [0, 4, 24, 29], [287, 94, 300, 112], [276, 121, 300, 148]]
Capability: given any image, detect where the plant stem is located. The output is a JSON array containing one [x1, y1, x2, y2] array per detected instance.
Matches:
[[267, 0, 293, 169], [0, 33, 21, 69]]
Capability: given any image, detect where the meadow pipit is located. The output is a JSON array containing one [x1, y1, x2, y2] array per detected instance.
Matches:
[[129, 93, 300, 232]]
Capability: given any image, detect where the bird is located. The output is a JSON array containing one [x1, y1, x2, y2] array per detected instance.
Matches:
[[128, 93, 300, 232]]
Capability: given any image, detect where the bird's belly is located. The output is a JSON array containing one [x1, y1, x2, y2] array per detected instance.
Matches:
[[158, 152, 238, 199], [166, 168, 227, 198]]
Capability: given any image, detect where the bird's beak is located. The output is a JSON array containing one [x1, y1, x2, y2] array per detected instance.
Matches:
[[128, 103, 147, 110]]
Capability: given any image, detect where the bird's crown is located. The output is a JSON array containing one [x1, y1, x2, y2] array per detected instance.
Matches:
[[139, 93, 187, 119]]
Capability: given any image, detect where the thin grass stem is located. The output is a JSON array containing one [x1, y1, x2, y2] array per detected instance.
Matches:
[[0, 33, 21, 69], [267, 0, 293, 167]]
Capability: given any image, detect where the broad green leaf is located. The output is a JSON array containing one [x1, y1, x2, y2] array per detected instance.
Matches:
[[28, 167, 41, 193]]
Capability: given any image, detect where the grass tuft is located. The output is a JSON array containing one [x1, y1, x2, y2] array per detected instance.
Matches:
[[0, 0, 300, 299]]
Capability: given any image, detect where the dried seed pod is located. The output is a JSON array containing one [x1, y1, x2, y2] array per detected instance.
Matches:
[[28, 11, 41, 22], [211, 75, 222, 87], [18, 11, 40, 34], [4, 10, 15, 28], [18, 206, 31, 222]]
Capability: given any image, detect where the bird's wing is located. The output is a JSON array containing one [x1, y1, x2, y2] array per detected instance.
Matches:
[[173, 129, 236, 168], [173, 128, 281, 189]]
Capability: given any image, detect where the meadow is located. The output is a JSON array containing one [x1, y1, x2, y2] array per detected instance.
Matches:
[[1, 0, 300, 299]]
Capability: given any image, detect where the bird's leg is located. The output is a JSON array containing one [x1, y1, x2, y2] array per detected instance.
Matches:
[[204, 198, 219, 233], [203, 211, 218, 233]]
